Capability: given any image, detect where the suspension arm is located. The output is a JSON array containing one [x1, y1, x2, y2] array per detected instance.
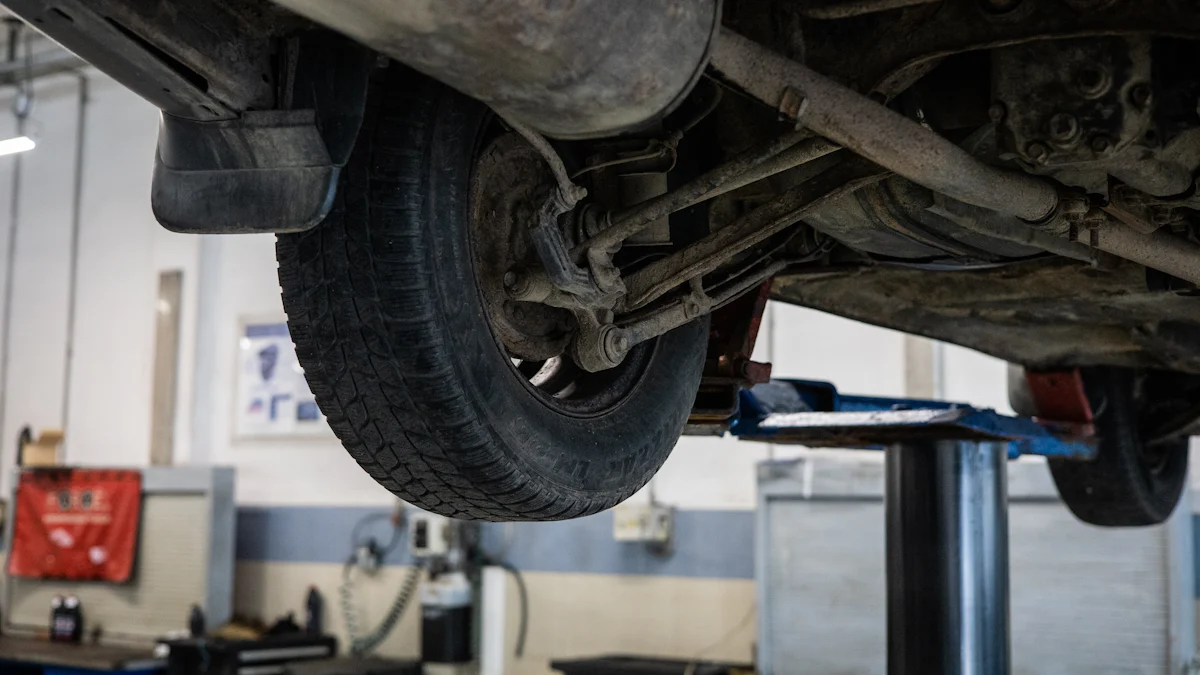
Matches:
[[622, 159, 889, 311], [575, 133, 840, 256]]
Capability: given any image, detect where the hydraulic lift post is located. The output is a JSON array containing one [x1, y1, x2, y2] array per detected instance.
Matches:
[[731, 380, 1094, 675], [886, 440, 1009, 675]]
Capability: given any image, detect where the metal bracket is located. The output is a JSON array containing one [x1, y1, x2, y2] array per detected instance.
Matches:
[[499, 116, 646, 372], [528, 189, 596, 297]]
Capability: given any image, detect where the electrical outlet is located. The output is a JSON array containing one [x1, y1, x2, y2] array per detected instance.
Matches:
[[613, 502, 673, 543], [408, 511, 450, 558]]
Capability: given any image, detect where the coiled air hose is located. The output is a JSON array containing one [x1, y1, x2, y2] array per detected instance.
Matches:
[[339, 557, 424, 656]]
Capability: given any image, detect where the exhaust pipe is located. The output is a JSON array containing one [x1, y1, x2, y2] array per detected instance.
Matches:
[[270, 0, 721, 139], [709, 30, 1200, 285], [709, 29, 1060, 223]]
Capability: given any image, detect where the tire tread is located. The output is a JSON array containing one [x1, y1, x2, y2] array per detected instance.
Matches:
[[277, 66, 702, 521]]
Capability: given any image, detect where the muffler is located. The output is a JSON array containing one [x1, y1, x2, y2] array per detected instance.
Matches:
[[270, 0, 722, 139]]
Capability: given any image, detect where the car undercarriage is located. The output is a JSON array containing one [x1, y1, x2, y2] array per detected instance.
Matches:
[[6, 0, 1200, 525], [8, 0, 1200, 374]]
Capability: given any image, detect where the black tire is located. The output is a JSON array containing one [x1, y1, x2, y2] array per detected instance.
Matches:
[[1045, 367, 1189, 527], [275, 65, 708, 521]]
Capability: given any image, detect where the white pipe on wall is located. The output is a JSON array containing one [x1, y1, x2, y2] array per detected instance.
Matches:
[[479, 565, 508, 675]]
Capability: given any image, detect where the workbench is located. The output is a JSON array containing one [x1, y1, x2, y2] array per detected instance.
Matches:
[[0, 635, 162, 674]]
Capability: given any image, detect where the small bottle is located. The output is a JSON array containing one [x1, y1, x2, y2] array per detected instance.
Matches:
[[49, 595, 64, 642], [62, 595, 83, 644], [305, 586, 323, 635], [189, 605, 206, 638], [51, 595, 82, 643]]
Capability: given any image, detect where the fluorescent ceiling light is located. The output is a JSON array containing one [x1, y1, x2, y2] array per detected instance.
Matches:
[[0, 136, 36, 156]]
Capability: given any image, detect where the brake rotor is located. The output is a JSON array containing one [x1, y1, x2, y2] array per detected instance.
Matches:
[[469, 133, 574, 361]]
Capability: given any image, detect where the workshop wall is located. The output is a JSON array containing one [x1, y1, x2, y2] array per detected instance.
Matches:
[[187, 232, 390, 506], [0, 67, 1151, 675], [0, 72, 200, 484], [0, 72, 778, 672], [234, 561, 756, 675]]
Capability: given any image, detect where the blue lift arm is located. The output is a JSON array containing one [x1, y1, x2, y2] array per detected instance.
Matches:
[[728, 379, 1096, 460]]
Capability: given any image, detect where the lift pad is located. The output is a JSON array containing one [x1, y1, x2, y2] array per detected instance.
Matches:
[[729, 379, 1096, 460]]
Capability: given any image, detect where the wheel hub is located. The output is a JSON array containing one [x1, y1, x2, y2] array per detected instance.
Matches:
[[469, 134, 573, 361]]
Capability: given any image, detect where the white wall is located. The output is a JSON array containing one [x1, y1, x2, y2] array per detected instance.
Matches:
[[0, 71, 385, 506], [68, 75, 200, 468], [943, 342, 1014, 415], [190, 233, 392, 506], [0, 71, 200, 492], [769, 303, 909, 397]]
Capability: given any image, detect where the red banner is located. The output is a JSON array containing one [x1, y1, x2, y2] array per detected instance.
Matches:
[[8, 469, 142, 582]]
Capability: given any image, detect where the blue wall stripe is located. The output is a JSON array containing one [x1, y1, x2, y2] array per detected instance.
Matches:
[[237, 508, 1200, 590], [235, 506, 755, 580], [1192, 516, 1200, 597], [484, 510, 755, 580], [236, 506, 416, 566], [13, 503, 1191, 587]]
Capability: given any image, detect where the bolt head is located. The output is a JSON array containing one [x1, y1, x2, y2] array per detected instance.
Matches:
[[1129, 83, 1152, 109], [988, 102, 1007, 124], [613, 333, 630, 353], [1047, 112, 1080, 143], [503, 269, 529, 298], [1025, 141, 1050, 164], [738, 359, 773, 385], [602, 327, 631, 364], [1075, 66, 1111, 98], [778, 86, 807, 121]]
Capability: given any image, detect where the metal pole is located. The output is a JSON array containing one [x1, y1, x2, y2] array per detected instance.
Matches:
[[886, 440, 1010, 675], [60, 73, 88, 444], [0, 22, 25, 475]]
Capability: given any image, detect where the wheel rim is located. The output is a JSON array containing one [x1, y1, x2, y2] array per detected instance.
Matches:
[[468, 131, 655, 418]]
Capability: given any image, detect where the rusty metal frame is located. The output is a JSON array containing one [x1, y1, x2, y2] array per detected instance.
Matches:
[[710, 28, 1060, 223], [622, 159, 887, 311], [4, 0, 292, 120], [798, 0, 1200, 96]]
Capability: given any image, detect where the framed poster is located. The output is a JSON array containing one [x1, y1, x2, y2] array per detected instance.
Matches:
[[235, 320, 329, 438]]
